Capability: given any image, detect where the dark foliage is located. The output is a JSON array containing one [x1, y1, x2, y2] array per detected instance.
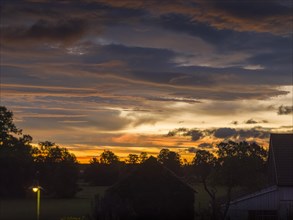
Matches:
[[34, 141, 79, 198], [0, 106, 35, 197], [0, 106, 79, 198], [157, 149, 183, 176], [84, 151, 121, 186], [192, 141, 268, 219]]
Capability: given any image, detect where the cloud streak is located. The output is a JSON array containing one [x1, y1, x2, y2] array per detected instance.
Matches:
[[1, 0, 292, 160]]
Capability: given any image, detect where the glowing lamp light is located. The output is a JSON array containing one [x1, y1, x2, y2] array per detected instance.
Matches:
[[31, 186, 41, 220]]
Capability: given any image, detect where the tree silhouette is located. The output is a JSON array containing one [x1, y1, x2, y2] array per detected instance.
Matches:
[[34, 141, 79, 198], [192, 141, 268, 220], [126, 153, 139, 164], [85, 150, 121, 186], [193, 150, 218, 219], [0, 106, 79, 198], [100, 150, 119, 165], [216, 141, 267, 219], [139, 152, 149, 163], [0, 106, 34, 197], [157, 149, 182, 175]]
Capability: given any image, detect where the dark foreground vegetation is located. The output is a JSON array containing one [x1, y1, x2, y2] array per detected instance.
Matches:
[[0, 106, 268, 219]]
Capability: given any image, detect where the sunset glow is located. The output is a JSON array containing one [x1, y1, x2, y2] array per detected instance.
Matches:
[[1, 0, 292, 163]]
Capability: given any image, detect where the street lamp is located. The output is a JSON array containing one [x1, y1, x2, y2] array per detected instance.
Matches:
[[32, 186, 41, 220]]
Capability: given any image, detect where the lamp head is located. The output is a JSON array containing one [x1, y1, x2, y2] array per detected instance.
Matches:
[[32, 187, 39, 192]]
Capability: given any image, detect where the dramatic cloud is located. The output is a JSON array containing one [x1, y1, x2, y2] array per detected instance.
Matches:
[[214, 128, 237, 139], [95, 0, 292, 35], [1, 0, 292, 160], [2, 19, 88, 45], [168, 126, 274, 142], [278, 105, 293, 115], [213, 127, 272, 140], [185, 129, 203, 141]]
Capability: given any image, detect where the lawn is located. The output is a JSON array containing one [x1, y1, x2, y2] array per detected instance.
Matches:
[[0, 184, 229, 219], [193, 183, 228, 211], [0, 186, 108, 220]]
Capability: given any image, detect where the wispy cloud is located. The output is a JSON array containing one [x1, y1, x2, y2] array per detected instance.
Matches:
[[1, 0, 292, 160]]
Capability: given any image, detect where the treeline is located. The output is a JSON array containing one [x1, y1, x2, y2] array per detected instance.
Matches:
[[83, 148, 184, 186], [83, 141, 267, 219], [1, 105, 268, 217]]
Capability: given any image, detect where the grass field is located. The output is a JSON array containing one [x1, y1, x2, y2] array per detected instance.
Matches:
[[193, 184, 228, 211], [0, 186, 108, 220], [0, 184, 226, 220]]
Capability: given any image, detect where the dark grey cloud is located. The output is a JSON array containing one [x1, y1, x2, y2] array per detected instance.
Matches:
[[167, 128, 189, 137], [168, 128, 204, 141], [278, 105, 293, 115], [2, 39, 290, 105], [1, 2, 146, 49], [186, 142, 217, 153], [155, 10, 292, 74], [207, 0, 291, 19], [2, 0, 292, 92], [185, 129, 203, 141], [168, 126, 272, 141], [171, 89, 288, 102], [157, 13, 238, 46], [80, 43, 291, 94], [107, 46, 174, 72], [98, 0, 291, 35], [244, 119, 269, 124], [214, 127, 237, 138], [186, 147, 197, 153], [237, 128, 271, 139], [2, 18, 88, 45], [213, 127, 271, 139], [198, 143, 213, 149], [1, 0, 292, 152]]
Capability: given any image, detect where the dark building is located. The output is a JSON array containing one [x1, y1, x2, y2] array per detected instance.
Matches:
[[227, 133, 293, 220], [268, 133, 293, 186], [95, 156, 195, 220]]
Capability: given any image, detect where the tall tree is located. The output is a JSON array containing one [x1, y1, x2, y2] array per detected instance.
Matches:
[[193, 150, 218, 219], [34, 141, 79, 198], [126, 154, 139, 164], [139, 152, 149, 163], [192, 141, 267, 220], [216, 141, 267, 219], [0, 106, 34, 197], [158, 149, 182, 175], [100, 150, 119, 165], [85, 150, 121, 186]]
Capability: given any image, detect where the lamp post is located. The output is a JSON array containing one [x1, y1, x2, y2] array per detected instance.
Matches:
[[32, 186, 41, 220]]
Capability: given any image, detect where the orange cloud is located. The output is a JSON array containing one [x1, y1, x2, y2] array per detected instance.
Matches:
[[95, 0, 290, 35]]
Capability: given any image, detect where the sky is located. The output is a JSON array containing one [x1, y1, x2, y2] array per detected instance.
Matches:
[[1, 0, 292, 163]]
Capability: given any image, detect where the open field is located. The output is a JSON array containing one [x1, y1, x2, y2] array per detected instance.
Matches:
[[193, 184, 228, 211], [0, 184, 229, 219], [0, 198, 90, 220], [0, 186, 108, 220]]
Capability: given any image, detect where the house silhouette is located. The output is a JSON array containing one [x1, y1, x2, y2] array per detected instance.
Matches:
[[95, 156, 195, 220], [227, 133, 293, 220]]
